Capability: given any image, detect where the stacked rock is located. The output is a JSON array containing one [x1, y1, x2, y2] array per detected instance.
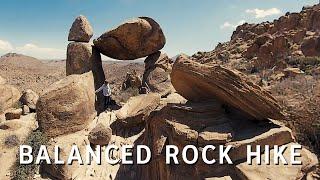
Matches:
[[93, 17, 173, 95], [66, 15, 106, 113]]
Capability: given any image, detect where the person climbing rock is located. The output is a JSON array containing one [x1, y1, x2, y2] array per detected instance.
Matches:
[[95, 80, 112, 109]]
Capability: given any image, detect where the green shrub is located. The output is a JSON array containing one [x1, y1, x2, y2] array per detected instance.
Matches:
[[11, 130, 48, 180]]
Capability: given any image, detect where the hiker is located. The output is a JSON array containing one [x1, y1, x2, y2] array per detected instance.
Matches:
[[95, 80, 112, 108]]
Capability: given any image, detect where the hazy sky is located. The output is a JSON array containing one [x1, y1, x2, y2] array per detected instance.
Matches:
[[0, 0, 317, 59]]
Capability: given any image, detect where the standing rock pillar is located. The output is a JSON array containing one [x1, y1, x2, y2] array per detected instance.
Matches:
[[66, 15, 106, 113]]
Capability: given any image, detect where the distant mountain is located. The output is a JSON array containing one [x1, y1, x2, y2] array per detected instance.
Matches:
[[0, 53, 43, 68]]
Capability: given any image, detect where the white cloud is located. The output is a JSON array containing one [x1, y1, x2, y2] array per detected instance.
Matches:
[[245, 8, 281, 18], [0, 39, 65, 59], [16, 43, 65, 59], [220, 20, 246, 29], [0, 40, 14, 52]]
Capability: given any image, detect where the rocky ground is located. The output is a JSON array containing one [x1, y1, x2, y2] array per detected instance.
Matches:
[[0, 4, 319, 180]]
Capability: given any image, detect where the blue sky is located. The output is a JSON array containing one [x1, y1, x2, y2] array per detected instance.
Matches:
[[0, 0, 318, 60]]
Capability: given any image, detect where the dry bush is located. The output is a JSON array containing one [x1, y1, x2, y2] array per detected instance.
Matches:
[[271, 75, 320, 156], [5, 135, 20, 148]]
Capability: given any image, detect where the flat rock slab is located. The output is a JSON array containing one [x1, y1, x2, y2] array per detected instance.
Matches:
[[235, 143, 319, 180], [171, 55, 285, 121]]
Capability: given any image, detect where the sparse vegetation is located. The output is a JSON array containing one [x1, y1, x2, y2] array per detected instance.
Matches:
[[5, 135, 20, 148], [287, 56, 320, 74], [11, 130, 48, 180], [271, 75, 320, 157]]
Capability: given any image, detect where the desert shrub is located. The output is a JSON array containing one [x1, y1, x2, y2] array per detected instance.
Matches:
[[11, 130, 48, 180], [271, 75, 320, 157], [5, 135, 20, 148]]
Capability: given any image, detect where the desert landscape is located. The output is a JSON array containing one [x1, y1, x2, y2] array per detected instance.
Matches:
[[0, 3, 319, 180]]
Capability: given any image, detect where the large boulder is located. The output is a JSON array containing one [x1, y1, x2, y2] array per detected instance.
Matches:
[[171, 55, 284, 121], [93, 17, 166, 60], [88, 123, 112, 146], [66, 42, 106, 113], [37, 72, 96, 138], [19, 89, 39, 110], [141, 51, 174, 96], [301, 36, 320, 57], [0, 84, 21, 113], [115, 93, 160, 127], [68, 15, 93, 42]]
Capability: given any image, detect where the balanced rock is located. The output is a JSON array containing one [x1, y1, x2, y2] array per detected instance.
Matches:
[[141, 51, 174, 96], [88, 123, 112, 145], [37, 72, 96, 138], [68, 15, 93, 42], [20, 89, 39, 110], [115, 93, 160, 127], [171, 55, 284, 121], [66, 42, 106, 113], [0, 84, 21, 113], [93, 17, 166, 60]]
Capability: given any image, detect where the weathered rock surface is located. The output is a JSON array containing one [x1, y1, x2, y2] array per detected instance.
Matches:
[[93, 17, 166, 60], [136, 100, 316, 179], [37, 72, 96, 138], [171, 55, 284, 121], [0, 76, 6, 85], [41, 111, 143, 180], [235, 143, 319, 180], [122, 71, 142, 90], [68, 15, 93, 42], [301, 36, 320, 57], [0, 84, 21, 113], [5, 108, 22, 120], [141, 51, 174, 96], [283, 67, 304, 77], [115, 93, 160, 127], [66, 42, 106, 113], [88, 123, 112, 145], [19, 89, 39, 110]]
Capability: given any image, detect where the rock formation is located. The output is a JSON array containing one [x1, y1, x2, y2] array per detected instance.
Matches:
[[5, 108, 22, 120], [115, 93, 160, 127], [122, 71, 142, 90], [141, 51, 174, 96], [37, 72, 96, 138], [88, 123, 112, 145], [19, 89, 39, 111], [0, 84, 21, 113], [94, 17, 166, 60], [171, 55, 285, 121], [66, 15, 106, 113], [68, 15, 93, 42]]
